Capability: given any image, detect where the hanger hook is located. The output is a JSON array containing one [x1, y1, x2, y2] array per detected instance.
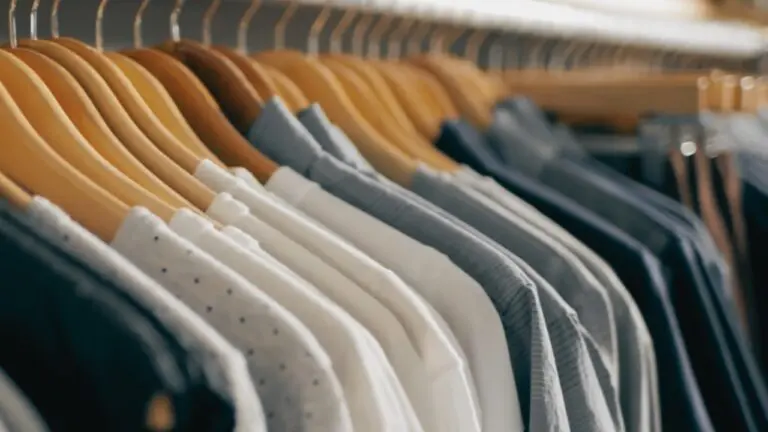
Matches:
[[330, 8, 357, 54], [134, 0, 149, 48], [170, 0, 184, 43], [95, 0, 108, 52], [465, 27, 490, 62], [407, 15, 432, 55], [351, 11, 374, 57], [486, 32, 505, 71], [427, 15, 446, 53], [50, 0, 60, 38], [275, 2, 297, 50], [238, 0, 261, 53], [308, 6, 332, 55], [440, 24, 466, 55], [8, 0, 16, 48], [387, 15, 413, 59], [546, 40, 578, 71], [202, 0, 221, 47], [367, 12, 394, 59], [29, 0, 40, 40]]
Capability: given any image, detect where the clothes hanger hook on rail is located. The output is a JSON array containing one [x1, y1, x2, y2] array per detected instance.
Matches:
[[406, 12, 432, 55], [95, 0, 109, 52], [29, 0, 40, 40], [330, 7, 357, 54], [465, 26, 491, 64], [171, 0, 184, 43], [8, 0, 17, 48], [351, 8, 374, 57], [308, 4, 332, 55], [367, 12, 394, 59], [274, 1, 298, 50], [51, 0, 60, 38], [134, 0, 150, 48], [386, 14, 413, 59], [202, 0, 222, 47], [238, 0, 262, 53]]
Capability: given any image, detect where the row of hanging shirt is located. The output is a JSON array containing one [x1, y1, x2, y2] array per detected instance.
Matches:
[[0, 1, 765, 431]]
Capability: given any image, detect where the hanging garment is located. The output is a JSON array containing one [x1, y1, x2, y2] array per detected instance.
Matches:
[[0, 215, 190, 432], [486, 106, 768, 432], [0, 367, 48, 432], [197, 182, 476, 432], [260, 164, 516, 432], [168, 207, 413, 432], [435, 118, 714, 432], [453, 168, 661, 432], [21, 197, 261, 432], [246, 97, 569, 432], [110, 207, 352, 432]]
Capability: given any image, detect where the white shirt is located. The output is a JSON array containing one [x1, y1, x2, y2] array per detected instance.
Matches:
[[170, 209, 407, 432], [195, 190, 422, 432], [265, 166, 520, 432], [195, 161, 475, 432], [455, 167, 660, 432], [110, 207, 352, 432], [25, 197, 265, 432]]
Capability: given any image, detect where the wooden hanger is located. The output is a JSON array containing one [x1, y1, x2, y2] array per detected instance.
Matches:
[[153, 0, 264, 135], [408, 21, 493, 129], [106, 53, 226, 167], [22, 0, 214, 212], [203, 0, 279, 103], [0, 49, 175, 222], [122, 0, 277, 183], [254, 2, 416, 186], [0, 171, 32, 209], [322, 12, 418, 135], [14, 0, 191, 210], [0, 78, 127, 241], [263, 65, 309, 110]]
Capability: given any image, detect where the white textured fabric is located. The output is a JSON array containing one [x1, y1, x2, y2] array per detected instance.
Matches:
[[455, 167, 660, 432], [220, 227, 420, 432], [25, 197, 265, 432], [110, 207, 352, 432], [169, 208, 407, 432], [191, 195, 422, 432], [196, 161, 478, 432], [265, 166, 520, 432]]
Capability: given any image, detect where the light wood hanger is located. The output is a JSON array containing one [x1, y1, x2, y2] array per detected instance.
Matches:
[[254, 1, 417, 186], [314, 9, 454, 169], [264, 65, 309, 111], [0, 171, 32, 209], [323, 11, 418, 135], [0, 49, 176, 221], [23, 0, 214, 212], [106, 53, 227, 166], [11, 2, 190, 209], [407, 17, 492, 129], [123, 0, 278, 183], [153, 0, 264, 135], [204, 0, 280, 104], [0, 76, 127, 241]]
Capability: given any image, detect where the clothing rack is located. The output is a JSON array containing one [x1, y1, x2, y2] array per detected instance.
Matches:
[[4, 0, 766, 72]]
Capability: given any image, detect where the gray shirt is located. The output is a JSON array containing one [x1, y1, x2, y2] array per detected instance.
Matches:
[[249, 97, 571, 431], [411, 167, 623, 432]]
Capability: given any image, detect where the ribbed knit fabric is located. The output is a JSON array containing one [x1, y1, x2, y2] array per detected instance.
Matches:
[[454, 167, 661, 432], [111, 207, 349, 432], [409, 166, 623, 432], [246, 97, 567, 432], [25, 198, 264, 432]]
